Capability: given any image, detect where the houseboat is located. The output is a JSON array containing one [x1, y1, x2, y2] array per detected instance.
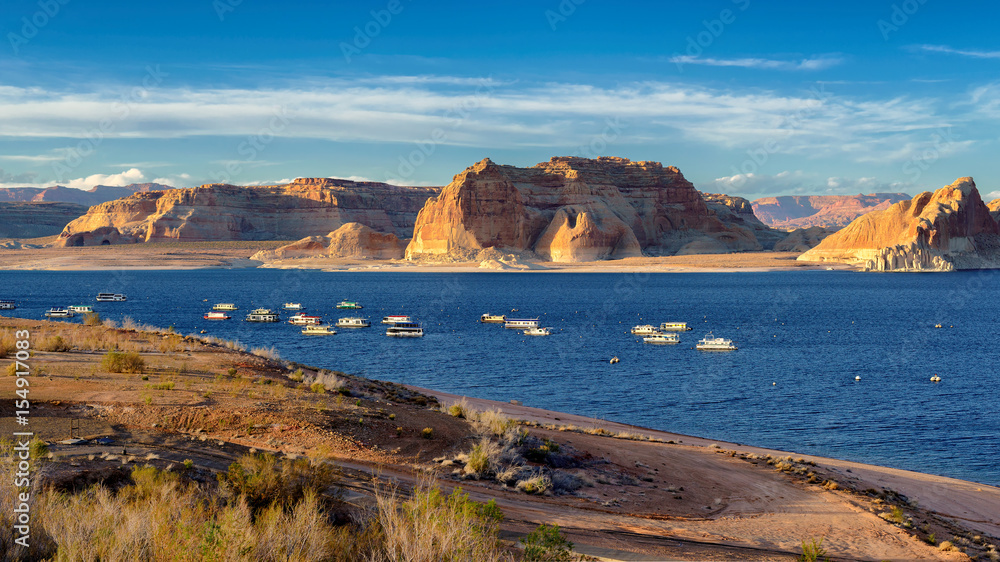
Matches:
[[386, 321, 424, 337], [45, 307, 74, 318], [96, 293, 127, 302], [381, 315, 411, 324], [631, 324, 659, 335], [523, 327, 551, 336], [0, 300, 16, 310], [643, 333, 679, 344], [203, 311, 231, 320], [660, 322, 692, 332], [245, 308, 280, 322], [213, 303, 238, 311], [282, 303, 303, 311], [696, 332, 737, 351], [480, 313, 506, 323], [336, 301, 363, 309], [302, 325, 336, 335], [288, 314, 322, 325], [67, 305, 94, 313], [504, 318, 539, 330], [336, 317, 370, 328]]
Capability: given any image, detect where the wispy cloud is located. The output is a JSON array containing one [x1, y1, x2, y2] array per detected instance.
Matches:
[[916, 45, 1000, 59], [668, 55, 843, 71], [0, 168, 192, 190], [709, 170, 914, 197]]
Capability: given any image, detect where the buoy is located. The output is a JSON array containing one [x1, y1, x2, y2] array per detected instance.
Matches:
[[855, 376, 861, 381], [930, 375, 941, 382], [772, 382, 776, 386], [610, 356, 620, 364]]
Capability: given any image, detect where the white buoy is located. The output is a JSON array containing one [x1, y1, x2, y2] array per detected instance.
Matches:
[[855, 376, 861, 381], [772, 382, 776, 386]]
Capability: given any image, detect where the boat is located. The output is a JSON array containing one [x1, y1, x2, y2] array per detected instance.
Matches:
[[245, 308, 280, 322], [203, 311, 231, 320], [631, 324, 659, 335], [288, 314, 322, 325], [381, 315, 412, 324], [96, 293, 127, 302], [480, 313, 506, 323], [282, 303, 303, 311], [45, 307, 74, 318], [644, 333, 679, 344], [337, 301, 363, 309], [504, 318, 539, 330], [336, 317, 370, 328], [696, 332, 737, 351], [67, 305, 94, 313], [386, 321, 424, 337], [660, 322, 692, 332], [213, 303, 238, 311], [302, 325, 336, 335], [0, 300, 16, 310], [523, 327, 551, 336]]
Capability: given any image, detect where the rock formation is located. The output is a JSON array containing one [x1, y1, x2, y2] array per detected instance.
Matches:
[[56, 179, 438, 247], [406, 157, 775, 262], [752, 193, 910, 230], [989, 198, 1000, 223], [701, 193, 785, 250], [0, 202, 89, 239], [0, 183, 168, 206], [798, 178, 1000, 271], [251, 222, 405, 262], [773, 226, 834, 253]]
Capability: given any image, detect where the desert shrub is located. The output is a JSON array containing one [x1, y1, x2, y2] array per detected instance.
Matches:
[[550, 471, 583, 494], [448, 398, 470, 418], [310, 382, 326, 394], [421, 427, 434, 439], [82, 312, 102, 326], [799, 537, 829, 562], [0, 331, 16, 358], [6, 363, 17, 377], [251, 346, 281, 361], [471, 408, 517, 437], [150, 382, 175, 391], [290, 369, 304, 381], [217, 452, 343, 514], [516, 472, 551, 495], [464, 438, 501, 478], [101, 351, 145, 373], [938, 541, 955, 552], [521, 524, 575, 562], [39, 335, 72, 352], [524, 438, 560, 464]]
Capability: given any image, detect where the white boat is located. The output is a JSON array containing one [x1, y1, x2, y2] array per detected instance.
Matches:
[[203, 311, 231, 320], [282, 303, 303, 310], [337, 301, 363, 309], [68, 305, 94, 313], [480, 313, 506, 323], [386, 321, 423, 337], [696, 332, 737, 351], [381, 315, 412, 324], [336, 317, 370, 328], [660, 322, 692, 332], [45, 307, 74, 318], [523, 327, 551, 336], [644, 333, 679, 344], [504, 318, 539, 329], [245, 308, 280, 322], [96, 293, 127, 302], [0, 300, 16, 310], [213, 303, 238, 311], [631, 324, 659, 335], [302, 325, 336, 335], [288, 314, 322, 325]]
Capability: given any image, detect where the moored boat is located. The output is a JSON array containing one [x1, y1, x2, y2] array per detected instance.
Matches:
[[337, 301, 363, 309], [302, 325, 336, 335], [96, 293, 127, 302], [386, 321, 423, 337], [523, 327, 551, 336], [660, 322, 692, 332], [381, 315, 411, 324], [336, 317, 370, 328], [644, 333, 679, 344], [68, 305, 94, 313], [288, 314, 322, 325], [631, 324, 658, 335], [213, 303, 238, 311], [204, 311, 231, 320], [45, 307, 74, 318], [504, 318, 539, 330], [245, 308, 280, 322], [282, 303, 303, 311], [0, 300, 16, 310], [480, 313, 506, 323], [696, 332, 737, 351]]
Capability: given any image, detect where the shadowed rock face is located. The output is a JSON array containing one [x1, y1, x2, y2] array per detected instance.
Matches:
[[752, 193, 911, 229], [0, 202, 89, 239], [406, 157, 773, 262], [798, 177, 1000, 271], [55, 180, 439, 247]]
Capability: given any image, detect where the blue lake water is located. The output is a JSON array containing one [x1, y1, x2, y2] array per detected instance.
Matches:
[[2, 268, 998, 485]]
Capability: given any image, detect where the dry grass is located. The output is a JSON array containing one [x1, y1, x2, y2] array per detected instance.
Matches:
[[101, 350, 146, 374], [251, 346, 281, 361]]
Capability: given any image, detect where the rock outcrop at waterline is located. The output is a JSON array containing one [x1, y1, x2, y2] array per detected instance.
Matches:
[[55, 179, 439, 247], [405, 157, 778, 262], [251, 222, 405, 261], [797, 177, 1000, 271]]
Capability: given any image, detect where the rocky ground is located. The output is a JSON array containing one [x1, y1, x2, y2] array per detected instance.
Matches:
[[2, 317, 997, 560]]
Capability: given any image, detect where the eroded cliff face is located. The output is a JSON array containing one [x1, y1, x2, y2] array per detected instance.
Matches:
[[406, 157, 772, 262], [798, 178, 1000, 271], [55, 179, 439, 246], [752, 193, 910, 229], [251, 222, 405, 262]]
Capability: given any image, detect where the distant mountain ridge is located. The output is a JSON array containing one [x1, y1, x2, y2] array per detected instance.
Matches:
[[752, 193, 911, 230], [0, 183, 171, 206]]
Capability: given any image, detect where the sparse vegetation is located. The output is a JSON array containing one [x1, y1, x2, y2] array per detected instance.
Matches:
[[101, 350, 145, 373], [521, 524, 576, 561], [421, 427, 434, 439], [82, 311, 102, 326], [250, 346, 281, 361], [799, 537, 829, 562], [310, 382, 326, 394], [39, 335, 71, 352]]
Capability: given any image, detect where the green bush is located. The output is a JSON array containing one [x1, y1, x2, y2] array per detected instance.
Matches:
[[521, 524, 574, 561], [217, 452, 343, 514], [102, 350, 145, 373], [310, 382, 325, 394], [39, 335, 71, 352], [421, 427, 434, 439], [799, 537, 829, 562]]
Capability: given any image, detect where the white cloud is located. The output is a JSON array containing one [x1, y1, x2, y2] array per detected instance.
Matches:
[[916, 45, 1000, 59], [986, 190, 1000, 201], [708, 170, 913, 197], [64, 168, 145, 190], [668, 55, 843, 71]]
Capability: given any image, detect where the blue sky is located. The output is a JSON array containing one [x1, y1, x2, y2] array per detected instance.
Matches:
[[2, 0, 1000, 200]]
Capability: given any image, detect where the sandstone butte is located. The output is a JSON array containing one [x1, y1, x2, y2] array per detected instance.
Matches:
[[250, 222, 405, 261], [752, 193, 910, 230], [798, 177, 1000, 271], [55, 179, 440, 247], [405, 156, 781, 262]]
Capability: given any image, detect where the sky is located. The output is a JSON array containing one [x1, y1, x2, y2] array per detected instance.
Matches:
[[2, 0, 1000, 200]]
